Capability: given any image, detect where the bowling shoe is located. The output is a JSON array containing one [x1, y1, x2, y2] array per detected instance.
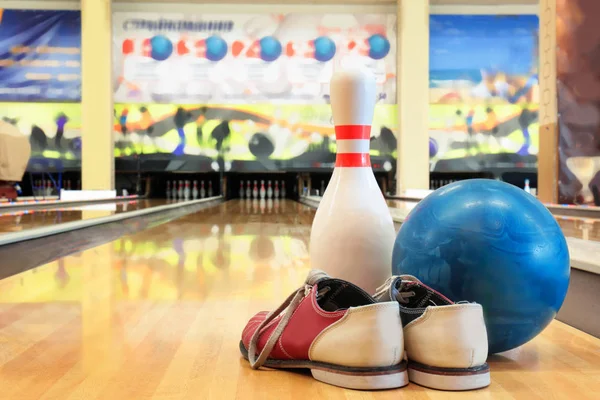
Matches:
[[373, 275, 490, 391], [240, 270, 408, 390]]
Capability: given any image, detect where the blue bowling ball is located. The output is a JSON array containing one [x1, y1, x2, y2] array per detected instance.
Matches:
[[368, 34, 390, 60], [259, 36, 282, 62], [313, 36, 336, 62], [392, 179, 570, 353], [205, 35, 228, 62], [150, 35, 173, 61]]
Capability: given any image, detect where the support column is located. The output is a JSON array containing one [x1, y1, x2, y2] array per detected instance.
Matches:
[[538, 0, 558, 203], [81, 0, 114, 190], [396, 0, 430, 195]]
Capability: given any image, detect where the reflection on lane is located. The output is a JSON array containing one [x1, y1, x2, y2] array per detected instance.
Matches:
[[0, 199, 315, 302], [0, 199, 173, 234]]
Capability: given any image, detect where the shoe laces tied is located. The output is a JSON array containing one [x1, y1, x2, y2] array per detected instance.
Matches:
[[248, 270, 329, 369]]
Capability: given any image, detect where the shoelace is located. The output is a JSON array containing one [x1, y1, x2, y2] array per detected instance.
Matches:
[[248, 270, 329, 369], [373, 275, 417, 304]]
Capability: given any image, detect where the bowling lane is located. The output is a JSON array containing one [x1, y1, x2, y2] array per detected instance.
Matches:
[[0, 199, 173, 234], [554, 215, 600, 242], [386, 198, 600, 243], [1, 199, 599, 399]]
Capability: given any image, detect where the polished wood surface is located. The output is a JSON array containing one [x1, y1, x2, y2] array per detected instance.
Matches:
[[0, 199, 599, 399], [0, 199, 171, 234]]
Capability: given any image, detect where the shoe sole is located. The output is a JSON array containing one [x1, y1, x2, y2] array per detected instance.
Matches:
[[408, 361, 491, 391], [239, 341, 409, 390]]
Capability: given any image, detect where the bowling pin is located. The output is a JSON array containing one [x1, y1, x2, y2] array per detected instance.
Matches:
[[192, 180, 199, 199], [208, 181, 213, 197], [309, 68, 395, 294], [274, 181, 280, 198], [172, 180, 178, 199], [259, 180, 266, 199], [200, 181, 206, 198], [260, 198, 266, 214], [184, 180, 191, 200], [178, 180, 184, 199], [320, 180, 325, 196], [281, 180, 286, 198], [166, 181, 171, 199], [246, 180, 251, 199], [252, 180, 258, 199], [267, 180, 273, 199], [239, 181, 245, 199]]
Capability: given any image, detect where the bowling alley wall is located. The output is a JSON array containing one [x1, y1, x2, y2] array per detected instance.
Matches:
[[0, 7, 541, 186]]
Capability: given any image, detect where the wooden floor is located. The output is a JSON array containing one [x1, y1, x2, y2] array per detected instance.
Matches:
[[0, 199, 599, 399]]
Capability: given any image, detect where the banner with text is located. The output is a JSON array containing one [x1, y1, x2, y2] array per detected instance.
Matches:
[[0, 9, 81, 101], [112, 12, 396, 104]]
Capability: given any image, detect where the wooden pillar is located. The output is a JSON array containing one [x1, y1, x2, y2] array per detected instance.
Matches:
[[81, 0, 114, 190], [396, 0, 430, 195], [538, 0, 558, 203]]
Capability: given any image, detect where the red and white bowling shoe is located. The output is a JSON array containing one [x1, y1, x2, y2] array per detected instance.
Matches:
[[240, 270, 408, 390]]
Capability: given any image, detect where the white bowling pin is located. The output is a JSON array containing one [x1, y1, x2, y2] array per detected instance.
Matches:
[[172, 180, 178, 199], [192, 180, 199, 199], [208, 181, 213, 197], [320, 180, 325, 196], [184, 180, 191, 200], [166, 181, 171, 199], [246, 180, 251, 199], [178, 180, 184, 199], [260, 198, 266, 214], [239, 181, 245, 199], [281, 180, 286, 198], [309, 67, 395, 294], [252, 180, 258, 199], [200, 181, 206, 198], [274, 181, 280, 198], [259, 180, 266, 199], [267, 180, 273, 199]]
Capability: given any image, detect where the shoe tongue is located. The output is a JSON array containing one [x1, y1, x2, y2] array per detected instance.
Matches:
[[305, 269, 330, 286], [374, 276, 402, 302]]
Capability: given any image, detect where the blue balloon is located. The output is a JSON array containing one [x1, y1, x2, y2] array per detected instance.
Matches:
[[313, 36, 336, 62], [259, 36, 282, 62], [205, 35, 228, 62], [392, 179, 570, 354], [429, 137, 438, 158], [150, 35, 173, 61], [368, 34, 390, 60]]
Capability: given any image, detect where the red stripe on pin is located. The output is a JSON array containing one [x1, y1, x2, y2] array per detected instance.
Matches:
[[335, 153, 371, 167], [335, 125, 371, 140]]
